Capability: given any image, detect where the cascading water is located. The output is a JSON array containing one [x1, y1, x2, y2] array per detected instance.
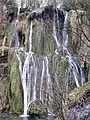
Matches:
[[16, 22, 33, 116], [62, 12, 85, 87], [40, 59, 45, 100], [12, 7, 86, 116]]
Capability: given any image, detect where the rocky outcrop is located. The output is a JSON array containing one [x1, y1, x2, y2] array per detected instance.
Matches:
[[0, 43, 10, 113], [69, 10, 89, 53], [28, 6, 64, 23], [26, 6, 65, 56], [69, 10, 90, 81], [27, 100, 48, 117], [66, 81, 90, 120], [0, 92, 10, 113]]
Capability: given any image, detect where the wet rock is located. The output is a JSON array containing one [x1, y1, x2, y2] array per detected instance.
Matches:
[[0, 92, 10, 113], [28, 5, 64, 24], [66, 83, 90, 120], [27, 100, 48, 117]]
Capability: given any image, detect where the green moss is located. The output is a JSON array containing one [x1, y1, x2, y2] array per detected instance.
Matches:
[[10, 62, 17, 93], [12, 91, 21, 113], [73, 81, 90, 96], [33, 19, 42, 28], [4, 22, 11, 36], [33, 20, 42, 56], [45, 34, 54, 55], [53, 56, 68, 83], [33, 19, 54, 56], [55, 56, 68, 74], [45, 22, 54, 55], [9, 52, 22, 113], [34, 33, 41, 56]]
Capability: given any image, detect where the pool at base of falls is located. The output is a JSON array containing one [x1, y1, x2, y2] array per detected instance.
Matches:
[[0, 114, 56, 120]]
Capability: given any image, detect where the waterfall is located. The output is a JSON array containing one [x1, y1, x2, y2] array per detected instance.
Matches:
[[21, 21, 34, 115], [62, 12, 81, 87], [45, 56, 51, 103], [13, 8, 86, 116], [19, 22, 33, 116]]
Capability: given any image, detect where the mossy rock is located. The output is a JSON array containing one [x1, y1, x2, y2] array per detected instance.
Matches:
[[9, 50, 23, 113], [53, 56, 68, 82], [66, 81, 90, 120], [74, 81, 90, 94], [27, 100, 48, 117], [67, 81, 90, 105], [32, 19, 54, 56]]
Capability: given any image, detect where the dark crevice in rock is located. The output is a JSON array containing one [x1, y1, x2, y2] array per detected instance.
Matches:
[[28, 6, 64, 23], [18, 30, 25, 47]]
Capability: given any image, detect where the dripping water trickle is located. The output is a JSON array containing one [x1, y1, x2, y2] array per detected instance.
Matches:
[[53, 12, 60, 48]]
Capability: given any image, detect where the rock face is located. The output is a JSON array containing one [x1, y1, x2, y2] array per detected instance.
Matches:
[[66, 94, 90, 120], [66, 82, 90, 120], [69, 10, 90, 81], [0, 40, 10, 113], [27, 100, 48, 117], [69, 10, 89, 53], [27, 6, 64, 56]]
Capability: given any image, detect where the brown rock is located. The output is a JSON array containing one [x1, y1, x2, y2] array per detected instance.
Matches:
[[27, 100, 48, 117]]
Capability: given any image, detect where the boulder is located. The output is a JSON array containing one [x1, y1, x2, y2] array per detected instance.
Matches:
[[27, 100, 48, 117], [66, 81, 90, 120]]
